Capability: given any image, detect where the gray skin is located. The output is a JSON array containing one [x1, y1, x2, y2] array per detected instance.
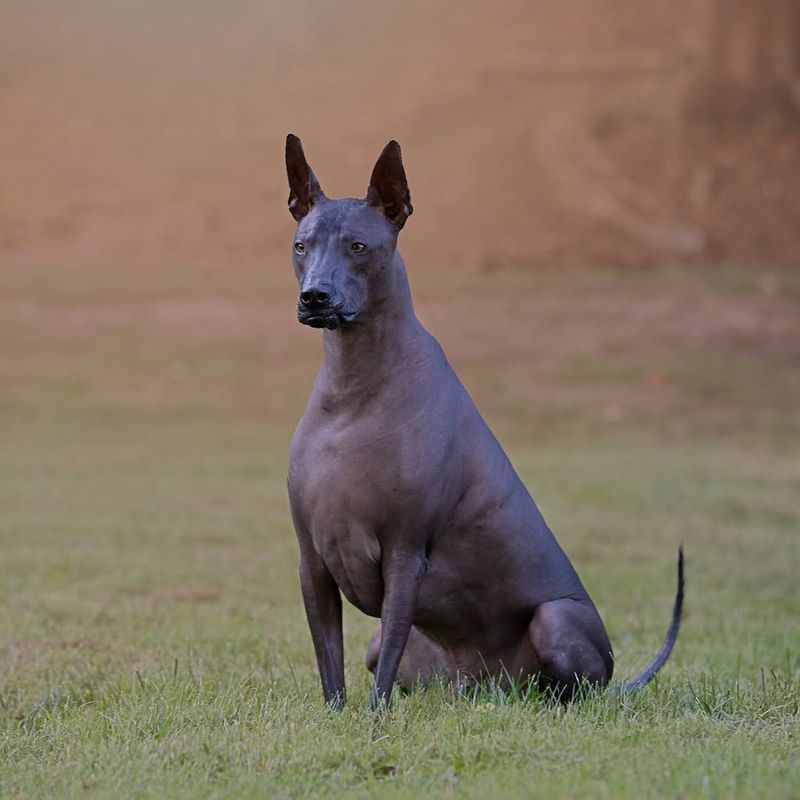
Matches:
[[284, 135, 683, 710]]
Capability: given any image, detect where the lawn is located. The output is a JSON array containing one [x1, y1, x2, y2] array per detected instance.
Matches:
[[0, 261, 798, 798]]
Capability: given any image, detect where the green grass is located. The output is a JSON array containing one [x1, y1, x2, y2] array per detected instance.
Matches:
[[1, 263, 798, 798]]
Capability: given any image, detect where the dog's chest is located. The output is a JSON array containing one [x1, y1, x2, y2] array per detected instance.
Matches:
[[290, 389, 457, 611], [300, 441, 410, 543], [302, 462, 389, 615], [291, 416, 416, 612], [295, 403, 437, 518]]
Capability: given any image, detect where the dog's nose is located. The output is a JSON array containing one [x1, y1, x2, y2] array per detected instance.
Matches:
[[300, 286, 331, 309]]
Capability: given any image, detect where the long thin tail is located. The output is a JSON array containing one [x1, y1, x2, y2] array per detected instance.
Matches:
[[624, 546, 684, 692]]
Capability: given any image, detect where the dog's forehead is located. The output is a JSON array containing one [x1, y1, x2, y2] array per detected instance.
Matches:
[[299, 198, 382, 238]]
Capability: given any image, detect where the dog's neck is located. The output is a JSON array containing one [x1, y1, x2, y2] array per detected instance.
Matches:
[[318, 251, 425, 407]]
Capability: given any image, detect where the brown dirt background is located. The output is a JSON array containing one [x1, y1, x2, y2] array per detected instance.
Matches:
[[2, 0, 799, 277]]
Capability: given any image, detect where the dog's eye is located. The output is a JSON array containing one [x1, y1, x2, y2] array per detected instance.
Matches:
[[351, 242, 366, 253], [294, 242, 305, 254]]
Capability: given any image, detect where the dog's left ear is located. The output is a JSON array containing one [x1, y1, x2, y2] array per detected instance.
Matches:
[[366, 140, 413, 230]]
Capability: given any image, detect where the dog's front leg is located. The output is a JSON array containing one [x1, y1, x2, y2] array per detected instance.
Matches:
[[369, 546, 425, 710], [299, 549, 345, 709]]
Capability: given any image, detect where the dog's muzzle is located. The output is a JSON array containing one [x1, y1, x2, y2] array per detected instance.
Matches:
[[297, 296, 357, 330]]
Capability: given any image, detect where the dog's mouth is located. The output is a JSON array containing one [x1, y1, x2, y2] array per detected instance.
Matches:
[[297, 305, 358, 330]]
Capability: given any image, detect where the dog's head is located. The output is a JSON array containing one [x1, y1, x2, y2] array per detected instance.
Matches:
[[285, 134, 412, 330]]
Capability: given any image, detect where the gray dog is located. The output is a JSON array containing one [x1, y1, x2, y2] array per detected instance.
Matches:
[[285, 134, 683, 709]]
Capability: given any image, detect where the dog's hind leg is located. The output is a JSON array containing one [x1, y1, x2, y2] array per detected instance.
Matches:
[[527, 598, 614, 699], [366, 624, 453, 691]]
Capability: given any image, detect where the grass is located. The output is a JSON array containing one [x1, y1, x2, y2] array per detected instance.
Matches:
[[0, 261, 798, 798]]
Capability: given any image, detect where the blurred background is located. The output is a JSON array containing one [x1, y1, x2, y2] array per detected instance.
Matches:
[[3, 0, 800, 275], [1, 0, 798, 721]]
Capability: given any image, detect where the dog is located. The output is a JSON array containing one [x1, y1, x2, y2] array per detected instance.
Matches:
[[284, 134, 683, 709]]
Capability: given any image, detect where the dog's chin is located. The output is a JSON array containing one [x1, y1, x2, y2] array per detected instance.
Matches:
[[300, 315, 340, 330], [297, 310, 357, 330]]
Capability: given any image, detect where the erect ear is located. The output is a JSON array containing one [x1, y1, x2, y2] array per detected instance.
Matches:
[[285, 134, 325, 221], [366, 140, 413, 230]]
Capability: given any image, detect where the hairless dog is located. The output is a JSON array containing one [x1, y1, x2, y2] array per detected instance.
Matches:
[[284, 134, 683, 709]]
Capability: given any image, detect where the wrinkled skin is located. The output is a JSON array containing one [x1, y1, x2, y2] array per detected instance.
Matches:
[[284, 135, 672, 711]]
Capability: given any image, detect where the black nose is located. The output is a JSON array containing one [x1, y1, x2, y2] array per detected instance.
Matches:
[[300, 286, 331, 309]]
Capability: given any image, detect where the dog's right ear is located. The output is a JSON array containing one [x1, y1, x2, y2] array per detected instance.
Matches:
[[285, 134, 325, 221]]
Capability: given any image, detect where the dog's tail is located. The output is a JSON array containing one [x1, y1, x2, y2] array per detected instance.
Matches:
[[623, 546, 684, 692]]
